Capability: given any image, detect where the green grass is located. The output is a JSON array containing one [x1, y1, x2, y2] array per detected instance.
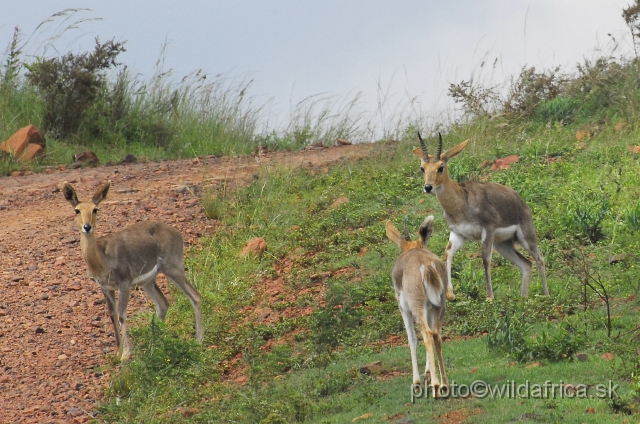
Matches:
[[92, 122, 640, 422]]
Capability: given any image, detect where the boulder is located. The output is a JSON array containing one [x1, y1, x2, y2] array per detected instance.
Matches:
[[0, 125, 46, 160], [490, 155, 519, 171], [239, 237, 267, 258]]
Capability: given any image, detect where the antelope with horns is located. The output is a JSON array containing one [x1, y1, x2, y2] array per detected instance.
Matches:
[[62, 180, 203, 361], [414, 133, 548, 301], [386, 216, 448, 397]]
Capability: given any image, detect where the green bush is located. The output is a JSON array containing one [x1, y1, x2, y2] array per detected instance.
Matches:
[[25, 37, 126, 138]]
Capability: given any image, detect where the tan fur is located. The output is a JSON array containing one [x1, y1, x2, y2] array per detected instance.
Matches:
[[414, 136, 548, 300], [387, 216, 448, 398], [62, 180, 203, 361]]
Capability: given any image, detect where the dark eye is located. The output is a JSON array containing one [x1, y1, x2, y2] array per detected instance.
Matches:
[[75, 209, 80, 215], [437, 165, 444, 173], [93, 208, 98, 214], [420, 167, 425, 173]]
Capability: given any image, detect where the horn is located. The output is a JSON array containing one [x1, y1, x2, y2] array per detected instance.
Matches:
[[418, 132, 428, 161], [436, 132, 443, 160], [403, 217, 411, 241]]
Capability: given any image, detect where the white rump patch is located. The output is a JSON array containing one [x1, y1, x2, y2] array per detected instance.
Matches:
[[131, 265, 158, 286], [420, 264, 441, 308]]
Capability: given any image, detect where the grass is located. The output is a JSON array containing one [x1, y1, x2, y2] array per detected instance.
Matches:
[[92, 120, 640, 422]]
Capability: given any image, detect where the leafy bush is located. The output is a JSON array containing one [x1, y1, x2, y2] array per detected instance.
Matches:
[[25, 37, 126, 138], [487, 312, 586, 363], [503, 66, 568, 119]]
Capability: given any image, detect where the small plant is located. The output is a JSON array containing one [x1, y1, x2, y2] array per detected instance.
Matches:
[[564, 190, 610, 244], [624, 202, 640, 232], [535, 96, 579, 124]]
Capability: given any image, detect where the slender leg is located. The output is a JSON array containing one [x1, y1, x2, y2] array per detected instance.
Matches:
[[494, 240, 533, 297], [163, 267, 204, 342], [517, 228, 549, 296], [481, 229, 495, 300], [102, 289, 122, 353], [527, 245, 548, 296], [117, 285, 132, 361], [417, 316, 439, 398], [432, 319, 448, 388], [398, 293, 421, 387], [142, 278, 170, 320], [444, 232, 465, 301]]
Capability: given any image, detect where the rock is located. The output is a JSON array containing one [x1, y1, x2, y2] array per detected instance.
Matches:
[[58, 354, 68, 360], [311, 141, 324, 148], [336, 138, 352, 146], [0, 125, 46, 158], [490, 155, 519, 171], [576, 352, 588, 362], [627, 145, 640, 154], [119, 153, 137, 164], [239, 237, 267, 258], [576, 130, 591, 141], [359, 360, 384, 375], [330, 196, 349, 208], [601, 352, 615, 361], [71, 151, 99, 167], [18, 143, 44, 162]]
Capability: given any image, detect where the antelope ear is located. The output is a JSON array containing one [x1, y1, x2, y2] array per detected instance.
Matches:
[[442, 139, 470, 162], [412, 147, 431, 162], [92, 180, 111, 205], [418, 215, 435, 247], [385, 221, 403, 249], [62, 182, 79, 207]]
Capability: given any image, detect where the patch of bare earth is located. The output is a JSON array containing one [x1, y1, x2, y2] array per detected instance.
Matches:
[[0, 144, 375, 422]]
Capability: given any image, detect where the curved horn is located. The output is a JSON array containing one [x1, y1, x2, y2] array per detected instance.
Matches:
[[403, 217, 411, 241], [436, 132, 443, 160], [418, 132, 429, 161]]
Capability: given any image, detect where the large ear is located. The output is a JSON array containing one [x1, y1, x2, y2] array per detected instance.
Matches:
[[412, 147, 432, 162], [441, 139, 470, 162], [418, 215, 434, 247], [62, 182, 80, 207], [385, 221, 403, 249], [92, 180, 111, 205]]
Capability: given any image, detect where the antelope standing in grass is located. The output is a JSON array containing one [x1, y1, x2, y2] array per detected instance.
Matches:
[[386, 216, 448, 397], [414, 133, 548, 301], [62, 180, 203, 361]]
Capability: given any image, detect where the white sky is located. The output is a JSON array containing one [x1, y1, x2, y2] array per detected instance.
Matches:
[[0, 1, 634, 136]]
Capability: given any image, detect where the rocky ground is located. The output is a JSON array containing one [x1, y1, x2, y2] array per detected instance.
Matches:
[[0, 144, 374, 423]]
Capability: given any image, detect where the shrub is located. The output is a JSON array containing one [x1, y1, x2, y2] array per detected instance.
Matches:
[[503, 66, 568, 119], [487, 312, 586, 363], [25, 37, 126, 138]]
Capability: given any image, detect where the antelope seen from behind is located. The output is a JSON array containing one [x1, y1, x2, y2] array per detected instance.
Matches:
[[62, 180, 203, 361], [386, 216, 448, 397], [414, 133, 548, 301]]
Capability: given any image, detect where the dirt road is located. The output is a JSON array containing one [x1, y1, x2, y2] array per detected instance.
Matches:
[[0, 144, 374, 423]]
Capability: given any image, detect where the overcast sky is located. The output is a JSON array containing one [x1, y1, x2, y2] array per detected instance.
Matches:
[[0, 1, 634, 134]]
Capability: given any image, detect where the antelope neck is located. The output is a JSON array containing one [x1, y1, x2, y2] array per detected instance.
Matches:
[[434, 175, 465, 213], [80, 231, 106, 278]]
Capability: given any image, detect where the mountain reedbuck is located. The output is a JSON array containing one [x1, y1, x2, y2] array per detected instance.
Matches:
[[386, 216, 448, 398], [62, 180, 203, 360], [414, 133, 548, 301]]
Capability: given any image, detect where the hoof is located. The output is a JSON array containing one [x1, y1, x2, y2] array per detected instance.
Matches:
[[485, 296, 494, 302], [446, 291, 456, 301]]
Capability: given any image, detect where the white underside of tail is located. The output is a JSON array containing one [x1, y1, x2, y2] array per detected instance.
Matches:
[[420, 264, 442, 307]]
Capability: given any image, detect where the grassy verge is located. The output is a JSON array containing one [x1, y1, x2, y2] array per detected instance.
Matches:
[[94, 119, 639, 422]]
